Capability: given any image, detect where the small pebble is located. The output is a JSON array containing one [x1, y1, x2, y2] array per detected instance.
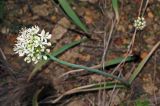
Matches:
[[148, 11, 154, 18], [50, 16, 57, 23]]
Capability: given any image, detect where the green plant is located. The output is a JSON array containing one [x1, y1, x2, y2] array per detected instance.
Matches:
[[58, 0, 88, 33], [48, 54, 129, 85], [12, 0, 159, 105], [129, 41, 160, 84], [28, 38, 87, 81], [112, 0, 119, 21], [135, 99, 150, 106]]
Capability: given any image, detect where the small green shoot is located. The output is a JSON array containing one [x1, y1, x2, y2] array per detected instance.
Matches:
[[135, 99, 150, 106], [112, 0, 119, 21]]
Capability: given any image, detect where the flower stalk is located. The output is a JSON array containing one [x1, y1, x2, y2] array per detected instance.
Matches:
[[48, 54, 130, 86], [133, 17, 146, 30]]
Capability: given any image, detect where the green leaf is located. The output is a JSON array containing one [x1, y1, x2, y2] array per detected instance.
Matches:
[[135, 99, 150, 106], [58, 0, 88, 33], [112, 0, 119, 21], [129, 41, 160, 84], [105, 56, 136, 67], [51, 38, 87, 56], [28, 38, 87, 81]]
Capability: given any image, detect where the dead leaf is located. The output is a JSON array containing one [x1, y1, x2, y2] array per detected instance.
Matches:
[[142, 74, 158, 95], [51, 17, 71, 43], [84, 9, 99, 24], [67, 100, 86, 106], [90, 74, 105, 82], [32, 4, 49, 16], [77, 54, 91, 62], [80, 0, 98, 4], [84, 15, 93, 24], [140, 51, 148, 59]]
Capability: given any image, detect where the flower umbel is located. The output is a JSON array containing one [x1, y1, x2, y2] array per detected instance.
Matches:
[[13, 26, 52, 64], [133, 17, 146, 30]]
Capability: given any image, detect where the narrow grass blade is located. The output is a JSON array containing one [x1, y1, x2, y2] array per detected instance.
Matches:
[[44, 81, 125, 104], [32, 88, 43, 106], [50, 38, 87, 56], [58, 0, 88, 33], [28, 38, 87, 81], [105, 56, 136, 67], [129, 41, 160, 84], [112, 0, 119, 21]]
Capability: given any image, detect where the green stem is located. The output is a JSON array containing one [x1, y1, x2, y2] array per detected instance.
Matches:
[[48, 54, 129, 86], [28, 38, 87, 81]]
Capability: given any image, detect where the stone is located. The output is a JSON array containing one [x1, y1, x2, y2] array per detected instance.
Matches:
[[148, 11, 154, 18]]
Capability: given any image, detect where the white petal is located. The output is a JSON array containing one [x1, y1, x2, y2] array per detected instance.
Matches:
[[43, 55, 48, 60], [32, 57, 36, 61], [19, 52, 24, 56], [34, 60, 38, 64], [27, 60, 31, 63], [46, 49, 50, 53], [47, 42, 51, 46], [47, 34, 52, 39], [40, 30, 45, 36]]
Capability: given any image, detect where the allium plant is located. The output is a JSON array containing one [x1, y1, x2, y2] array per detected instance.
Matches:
[[133, 17, 146, 30], [13, 25, 130, 85], [13, 26, 52, 64]]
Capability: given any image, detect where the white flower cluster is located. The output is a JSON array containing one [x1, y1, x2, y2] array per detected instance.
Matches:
[[133, 17, 146, 30], [13, 26, 52, 64]]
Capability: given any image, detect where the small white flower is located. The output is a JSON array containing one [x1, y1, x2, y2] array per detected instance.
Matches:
[[13, 25, 52, 64], [43, 55, 48, 60], [133, 17, 146, 30]]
